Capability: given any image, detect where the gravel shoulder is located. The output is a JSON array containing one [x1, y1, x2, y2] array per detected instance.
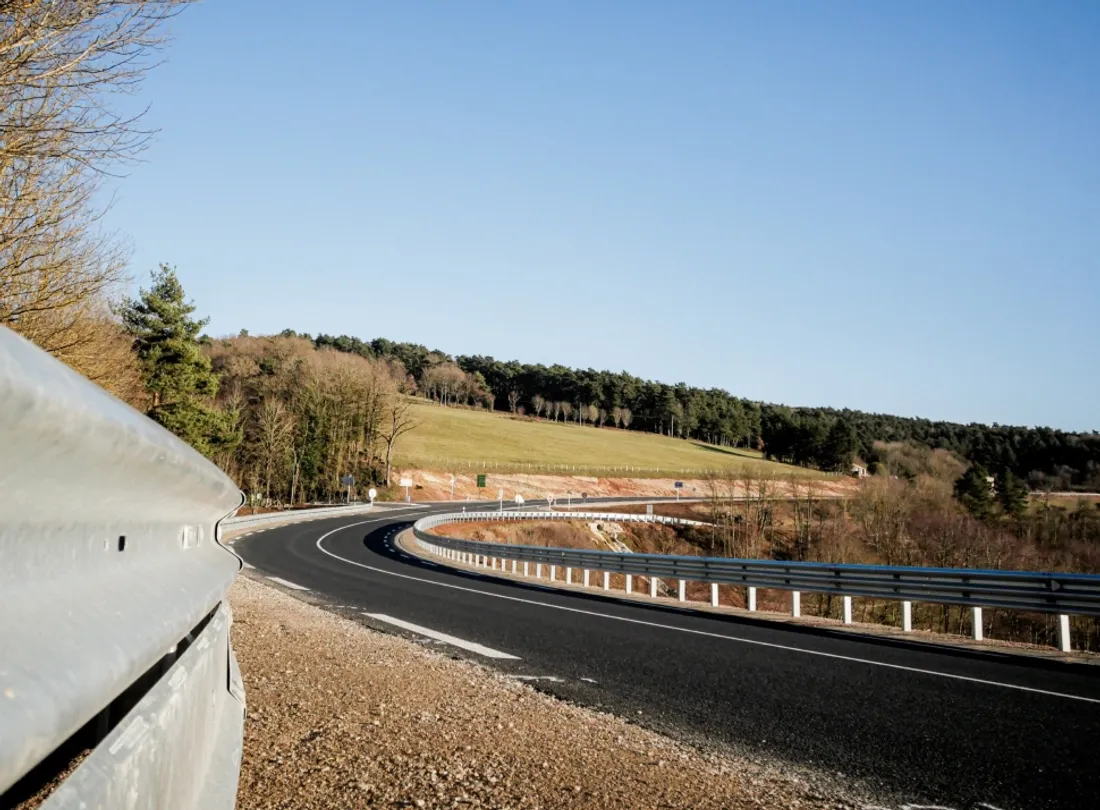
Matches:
[[230, 575, 865, 810]]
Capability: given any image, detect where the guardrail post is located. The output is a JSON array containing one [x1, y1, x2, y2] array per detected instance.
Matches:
[[747, 586, 757, 612], [901, 600, 912, 632], [583, 570, 590, 587], [792, 591, 801, 618], [511, 559, 517, 574], [603, 571, 610, 590], [1057, 614, 1072, 652], [523, 561, 529, 577], [678, 579, 686, 602], [536, 563, 543, 579], [550, 565, 557, 581], [842, 595, 853, 624], [649, 577, 658, 598], [626, 574, 633, 594], [972, 607, 984, 641], [710, 583, 719, 607], [566, 567, 573, 585]]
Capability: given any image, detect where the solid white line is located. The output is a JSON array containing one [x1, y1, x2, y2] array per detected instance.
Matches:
[[313, 519, 1100, 705], [365, 613, 520, 660], [268, 576, 309, 591]]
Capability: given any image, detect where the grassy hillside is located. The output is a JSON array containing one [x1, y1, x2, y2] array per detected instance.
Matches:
[[396, 402, 825, 478]]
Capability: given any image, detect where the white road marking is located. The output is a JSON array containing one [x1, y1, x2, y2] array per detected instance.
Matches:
[[268, 576, 309, 591], [508, 675, 563, 682], [365, 613, 520, 660], [314, 520, 1100, 705], [580, 677, 597, 683]]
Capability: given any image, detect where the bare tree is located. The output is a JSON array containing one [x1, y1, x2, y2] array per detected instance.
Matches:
[[507, 389, 520, 413], [382, 395, 420, 486], [611, 406, 623, 428], [597, 408, 607, 427], [620, 408, 633, 430], [586, 404, 599, 425], [531, 394, 545, 418], [255, 398, 295, 504], [2, 1, 192, 366], [560, 401, 573, 423]]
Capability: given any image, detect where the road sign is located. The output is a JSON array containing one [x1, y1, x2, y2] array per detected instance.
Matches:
[[477, 474, 486, 488], [399, 478, 413, 488], [340, 475, 354, 486], [514, 494, 525, 506], [367, 488, 377, 502], [674, 481, 684, 489], [581, 492, 587, 500]]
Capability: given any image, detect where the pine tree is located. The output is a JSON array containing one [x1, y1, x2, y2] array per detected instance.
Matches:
[[995, 468, 1029, 519], [822, 418, 857, 471], [954, 463, 994, 519], [120, 265, 239, 458]]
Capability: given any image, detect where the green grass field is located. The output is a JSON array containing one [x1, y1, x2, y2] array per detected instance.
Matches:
[[396, 401, 824, 478]]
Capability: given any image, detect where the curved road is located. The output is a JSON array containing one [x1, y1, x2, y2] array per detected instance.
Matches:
[[232, 503, 1100, 810]]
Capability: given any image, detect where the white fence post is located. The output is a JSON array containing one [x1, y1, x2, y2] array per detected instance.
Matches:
[[678, 579, 686, 602], [566, 567, 572, 585], [972, 606, 984, 641], [583, 570, 591, 587], [536, 563, 542, 579], [842, 595, 853, 624], [523, 561, 529, 577], [649, 577, 658, 598], [550, 565, 557, 581], [626, 574, 633, 594], [747, 586, 757, 612], [1057, 614, 1072, 652], [792, 591, 801, 618], [710, 583, 719, 607], [902, 600, 913, 632], [603, 571, 610, 591]]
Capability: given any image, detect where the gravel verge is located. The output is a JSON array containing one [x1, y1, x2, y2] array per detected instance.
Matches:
[[230, 576, 865, 810]]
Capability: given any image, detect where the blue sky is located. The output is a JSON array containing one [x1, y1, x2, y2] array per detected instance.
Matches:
[[104, 2, 1099, 430]]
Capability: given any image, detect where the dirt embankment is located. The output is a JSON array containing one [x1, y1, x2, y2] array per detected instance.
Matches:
[[398, 469, 857, 503], [230, 576, 862, 809]]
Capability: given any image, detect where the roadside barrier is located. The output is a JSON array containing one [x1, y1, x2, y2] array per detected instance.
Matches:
[[1, 326, 244, 807], [413, 511, 1100, 652]]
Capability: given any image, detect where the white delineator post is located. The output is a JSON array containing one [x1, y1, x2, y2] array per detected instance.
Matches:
[[565, 568, 573, 585], [550, 565, 557, 582], [626, 574, 633, 594], [710, 583, 719, 607], [901, 600, 913, 632], [747, 586, 757, 612], [649, 577, 658, 598], [536, 563, 542, 579], [792, 591, 801, 618], [523, 561, 529, 577], [1057, 614, 1072, 652], [678, 579, 686, 602], [842, 595, 853, 624], [603, 571, 610, 591], [583, 570, 590, 587], [972, 606, 984, 641]]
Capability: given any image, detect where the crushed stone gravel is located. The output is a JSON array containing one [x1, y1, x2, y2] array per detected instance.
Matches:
[[230, 576, 870, 810]]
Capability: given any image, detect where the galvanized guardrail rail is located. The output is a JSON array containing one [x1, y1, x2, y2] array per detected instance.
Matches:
[[414, 511, 1100, 652], [1, 327, 244, 809]]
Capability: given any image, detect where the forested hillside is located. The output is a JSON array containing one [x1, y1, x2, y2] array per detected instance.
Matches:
[[311, 332, 1100, 492]]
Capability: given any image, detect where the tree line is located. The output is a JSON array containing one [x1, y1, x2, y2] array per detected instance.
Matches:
[[309, 332, 1100, 490]]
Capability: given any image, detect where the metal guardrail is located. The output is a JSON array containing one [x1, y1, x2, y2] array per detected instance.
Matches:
[[0, 326, 246, 807], [414, 511, 1100, 652], [221, 502, 379, 532]]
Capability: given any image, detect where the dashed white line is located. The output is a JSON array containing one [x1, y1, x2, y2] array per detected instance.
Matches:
[[313, 519, 1100, 705], [268, 576, 309, 591], [365, 613, 520, 660]]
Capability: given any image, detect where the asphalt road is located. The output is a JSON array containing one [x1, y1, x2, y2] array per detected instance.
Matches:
[[232, 502, 1100, 810]]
